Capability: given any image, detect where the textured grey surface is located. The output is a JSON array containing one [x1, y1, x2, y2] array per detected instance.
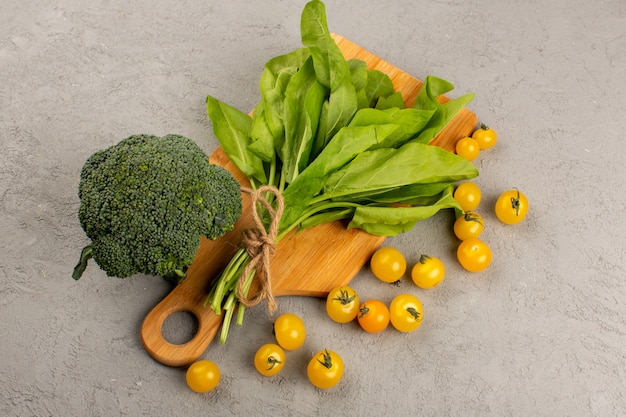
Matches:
[[1, 0, 625, 416]]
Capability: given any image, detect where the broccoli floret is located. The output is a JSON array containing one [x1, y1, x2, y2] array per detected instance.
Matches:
[[72, 134, 242, 280]]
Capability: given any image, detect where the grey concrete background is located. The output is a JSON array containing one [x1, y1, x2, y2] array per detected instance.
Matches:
[[1, 0, 624, 415]]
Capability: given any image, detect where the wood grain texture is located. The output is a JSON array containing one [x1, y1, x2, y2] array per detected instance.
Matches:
[[140, 33, 478, 367]]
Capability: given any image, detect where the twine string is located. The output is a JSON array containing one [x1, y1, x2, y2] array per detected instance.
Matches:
[[236, 185, 284, 312]]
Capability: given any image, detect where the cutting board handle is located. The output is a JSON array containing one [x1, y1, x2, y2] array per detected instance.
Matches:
[[140, 284, 223, 367]]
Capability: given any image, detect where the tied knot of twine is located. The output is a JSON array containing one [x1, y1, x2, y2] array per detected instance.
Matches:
[[236, 186, 284, 312]]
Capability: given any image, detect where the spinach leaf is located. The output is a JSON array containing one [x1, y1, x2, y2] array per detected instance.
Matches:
[[258, 68, 287, 149], [259, 49, 310, 161], [301, 1, 349, 90], [326, 182, 453, 204], [264, 47, 310, 75], [248, 101, 275, 163], [347, 59, 368, 92], [362, 182, 454, 204], [365, 69, 395, 107], [348, 60, 401, 110], [317, 79, 358, 147], [207, 95, 267, 184], [281, 57, 327, 184], [301, 1, 358, 147], [347, 59, 370, 109], [348, 107, 434, 150], [321, 141, 478, 202], [347, 185, 461, 236], [375, 92, 405, 110], [411, 75, 475, 144]]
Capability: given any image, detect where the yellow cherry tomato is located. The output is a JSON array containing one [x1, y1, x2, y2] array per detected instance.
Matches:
[[370, 247, 406, 283], [254, 343, 285, 377], [185, 360, 220, 393], [472, 123, 498, 149], [453, 211, 485, 240], [273, 313, 306, 351], [357, 299, 390, 333], [495, 189, 529, 224], [455, 137, 480, 161], [457, 238, 492, 272], [411, 255, 445, 289], [326, 286, 360, 323], [453, 182, 482, 212], [389, 293, 423, 333], [307, 349, 344, 389]]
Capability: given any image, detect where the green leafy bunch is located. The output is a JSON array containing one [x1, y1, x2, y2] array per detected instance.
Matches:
[[204, 0, 478, 343]]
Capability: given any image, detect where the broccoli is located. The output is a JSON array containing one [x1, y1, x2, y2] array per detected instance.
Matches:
[[72, 134, 242, 281]]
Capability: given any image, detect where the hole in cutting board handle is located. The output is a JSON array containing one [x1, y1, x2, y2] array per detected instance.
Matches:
[[161, 310, 199, 345]]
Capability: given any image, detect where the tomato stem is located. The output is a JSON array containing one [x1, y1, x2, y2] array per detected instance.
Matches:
[[418, 254, 431, 264], [317, 350, 333, 369], [407, 307, 421, 321], [510, 188, 521, 216], [463, 211, 483, 225], [333, 287, 356, 305], [266, 356, 282, 370]]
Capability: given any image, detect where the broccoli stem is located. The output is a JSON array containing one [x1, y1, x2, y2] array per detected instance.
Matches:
[[162, 268, 187, 284], [72, 245, 94, 280]]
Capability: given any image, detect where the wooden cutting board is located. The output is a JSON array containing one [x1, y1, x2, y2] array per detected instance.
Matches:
[[140, 33, 478, 367]]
